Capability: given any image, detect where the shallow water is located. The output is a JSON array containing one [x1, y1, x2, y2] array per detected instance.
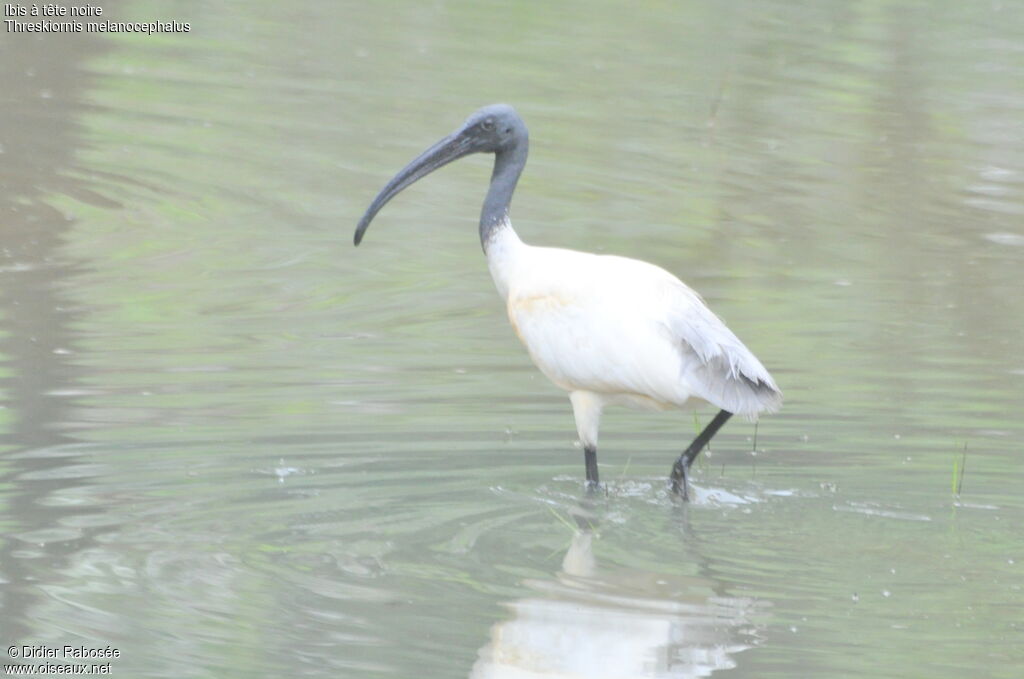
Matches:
[[2, 0, 1022, 677]]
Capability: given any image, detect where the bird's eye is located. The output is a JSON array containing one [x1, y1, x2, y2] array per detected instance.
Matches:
[[481, 119, 495, 131]]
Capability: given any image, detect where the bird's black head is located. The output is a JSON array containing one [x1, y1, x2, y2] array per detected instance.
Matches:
[[457, 103, 528, 154], [354, 104, 528, 246]]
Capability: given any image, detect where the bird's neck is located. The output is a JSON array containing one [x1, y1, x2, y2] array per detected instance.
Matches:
[[484, 216, 524, 302], [480, 140, 527, 251]]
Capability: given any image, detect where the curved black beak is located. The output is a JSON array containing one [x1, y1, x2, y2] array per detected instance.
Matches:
[[354, 130, 475, 246]]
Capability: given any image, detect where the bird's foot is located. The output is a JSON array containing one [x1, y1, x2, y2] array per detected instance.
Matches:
[[669, 458, 690, 501]]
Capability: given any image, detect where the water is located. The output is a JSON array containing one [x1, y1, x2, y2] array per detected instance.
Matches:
[[2, 0, 1022, 676]]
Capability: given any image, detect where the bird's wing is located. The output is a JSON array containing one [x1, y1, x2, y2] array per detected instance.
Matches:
[[507, 249, 781, 417], [660, 278, 782, 417]]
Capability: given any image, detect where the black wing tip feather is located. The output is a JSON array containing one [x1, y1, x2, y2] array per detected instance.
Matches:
[[740, 374, 783, 412]]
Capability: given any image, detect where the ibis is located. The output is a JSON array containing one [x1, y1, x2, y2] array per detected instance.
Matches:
[[354, 104, 781, 499]]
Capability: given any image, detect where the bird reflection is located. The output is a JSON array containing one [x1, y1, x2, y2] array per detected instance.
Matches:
[[470, 508, 759, 678]]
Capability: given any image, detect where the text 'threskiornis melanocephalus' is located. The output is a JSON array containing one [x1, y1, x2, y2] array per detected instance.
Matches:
[[355, 104, 782, 499]]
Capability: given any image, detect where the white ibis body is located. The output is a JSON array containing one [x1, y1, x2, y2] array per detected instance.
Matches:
[[355, 104, 782, 498]]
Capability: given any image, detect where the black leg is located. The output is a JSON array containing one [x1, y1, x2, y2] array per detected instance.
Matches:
[[670, 457, 691, 501], [584, 445, 599, 490], [669, 409, 733, 498]]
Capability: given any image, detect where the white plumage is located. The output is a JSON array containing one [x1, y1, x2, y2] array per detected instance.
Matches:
[[487, 222, 781, 453]]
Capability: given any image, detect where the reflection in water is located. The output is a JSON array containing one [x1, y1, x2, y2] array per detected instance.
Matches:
[[471, 513, 758, 678], [0, 16, 122, 642]]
